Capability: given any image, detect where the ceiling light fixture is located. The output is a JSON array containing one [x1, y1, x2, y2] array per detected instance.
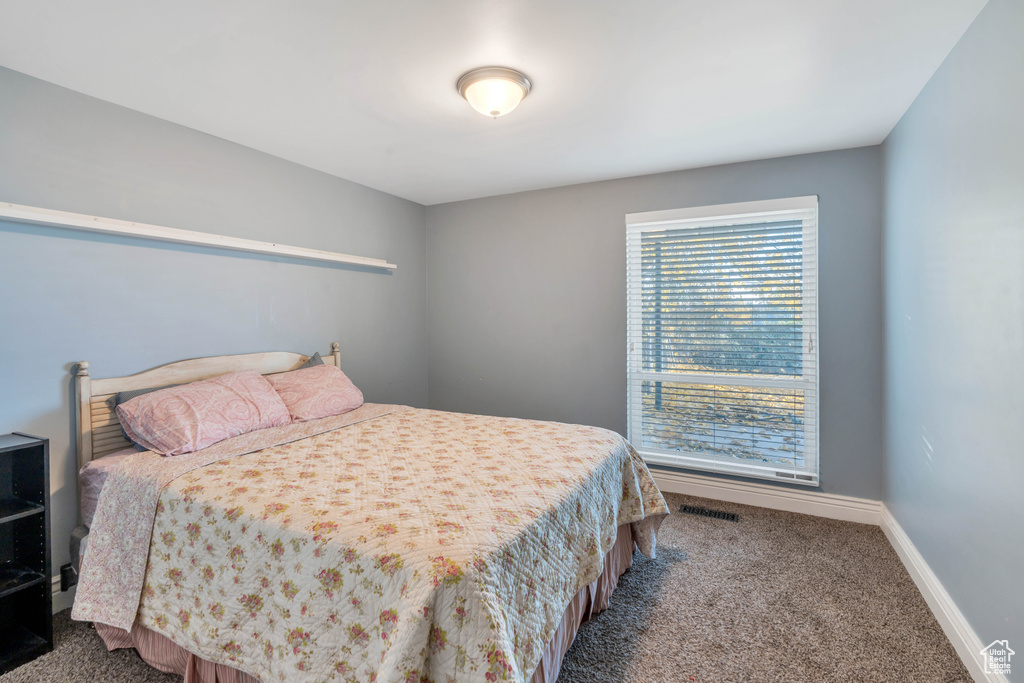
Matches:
[[457, 67, 532, 118]]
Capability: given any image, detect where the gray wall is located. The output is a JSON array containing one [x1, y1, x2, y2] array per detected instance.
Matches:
[[426, 147, 884, 500], [0, 67, 428, 581], [882, 0, 1023, 658]]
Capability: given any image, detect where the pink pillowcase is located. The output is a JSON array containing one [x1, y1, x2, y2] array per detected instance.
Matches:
[[116, 370, 291, 455], [266, 364, 364, 422]]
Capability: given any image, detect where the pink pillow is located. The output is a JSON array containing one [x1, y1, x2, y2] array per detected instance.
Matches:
[[266, 364, 364, 422], [116, 370, 291, 455]]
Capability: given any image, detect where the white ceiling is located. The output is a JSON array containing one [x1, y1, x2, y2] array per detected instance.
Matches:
[[0, 0, 986, 205]]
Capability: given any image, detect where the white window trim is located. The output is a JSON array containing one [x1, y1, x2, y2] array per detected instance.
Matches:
[[626, 196, 820, 486]]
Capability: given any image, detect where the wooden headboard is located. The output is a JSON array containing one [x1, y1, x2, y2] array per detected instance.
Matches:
[[74, 343, 341, 471]]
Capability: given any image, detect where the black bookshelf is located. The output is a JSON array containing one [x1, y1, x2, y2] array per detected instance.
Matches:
[[0, 433, 52, 674]]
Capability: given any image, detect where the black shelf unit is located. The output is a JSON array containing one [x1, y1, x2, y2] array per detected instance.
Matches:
[[0, 433, 51, 674]]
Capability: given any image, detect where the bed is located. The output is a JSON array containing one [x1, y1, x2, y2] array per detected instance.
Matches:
[[70, 345, 669, 683]]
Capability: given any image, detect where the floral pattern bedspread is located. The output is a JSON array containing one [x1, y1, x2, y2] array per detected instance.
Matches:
[[79, 407, 668, 682]]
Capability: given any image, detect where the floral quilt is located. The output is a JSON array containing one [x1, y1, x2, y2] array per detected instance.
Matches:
[[75, 406, 668, 682]]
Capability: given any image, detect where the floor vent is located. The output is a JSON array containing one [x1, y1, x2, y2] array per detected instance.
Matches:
[[679, 504, 739, 522]]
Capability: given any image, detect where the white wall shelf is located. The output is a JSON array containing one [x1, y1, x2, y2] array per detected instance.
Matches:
[[0, 201, 397, 271]]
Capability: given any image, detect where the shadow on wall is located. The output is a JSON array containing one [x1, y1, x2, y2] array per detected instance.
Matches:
[[556, 547, 688, 682]]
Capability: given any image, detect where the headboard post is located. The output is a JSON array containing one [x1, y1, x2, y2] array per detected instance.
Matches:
[[75, 361, 92, 524], [75, 361, 92, 474], [331, 342, 341, 369]]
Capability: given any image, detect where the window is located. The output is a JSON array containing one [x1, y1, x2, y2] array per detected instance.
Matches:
[[626, 196, 819, 485]]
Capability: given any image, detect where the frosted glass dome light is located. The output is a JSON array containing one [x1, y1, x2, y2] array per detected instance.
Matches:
[[457, 67, 532, 118]]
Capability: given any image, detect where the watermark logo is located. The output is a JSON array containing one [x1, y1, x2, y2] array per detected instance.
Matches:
[[980, 640, 1014, 676]]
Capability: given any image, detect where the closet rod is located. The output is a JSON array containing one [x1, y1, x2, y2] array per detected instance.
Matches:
[[0, 201, 397, 270]]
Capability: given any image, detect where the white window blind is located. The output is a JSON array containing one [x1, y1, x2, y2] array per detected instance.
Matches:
[[626, 196, 819, 485]]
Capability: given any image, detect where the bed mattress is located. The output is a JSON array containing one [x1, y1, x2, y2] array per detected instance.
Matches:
[[73, 404, 668, 682]]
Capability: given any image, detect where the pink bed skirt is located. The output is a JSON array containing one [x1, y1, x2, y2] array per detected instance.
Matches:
[[95, 524, 636, 683]]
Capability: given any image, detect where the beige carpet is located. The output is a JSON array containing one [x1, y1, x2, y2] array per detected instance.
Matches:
[[557, 493, 970, 682], [2, 493, 969, 682]]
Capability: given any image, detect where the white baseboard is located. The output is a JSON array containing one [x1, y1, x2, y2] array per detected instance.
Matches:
[[880, 506, 1005, 683], [51, 576, 75, 614], [652, 468, 1002, 681], [652, 468, 882, 524]]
